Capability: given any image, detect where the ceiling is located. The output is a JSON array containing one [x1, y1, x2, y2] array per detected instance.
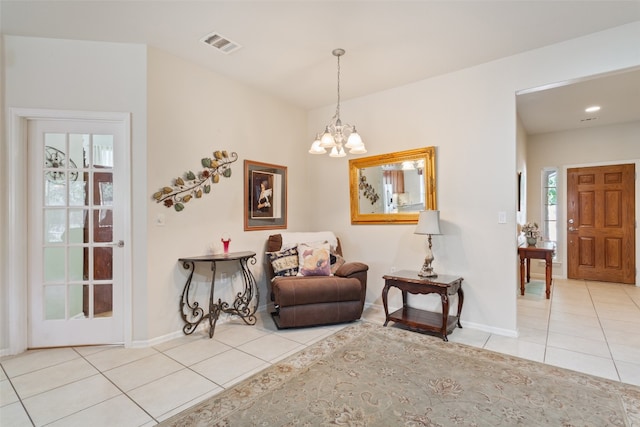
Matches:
[[2, 1, 639, 135], [517, 68, 640, 135]]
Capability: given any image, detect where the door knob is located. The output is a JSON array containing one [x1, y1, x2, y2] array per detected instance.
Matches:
[[568, 227, 577, 232], [110, 240, 125, 248]]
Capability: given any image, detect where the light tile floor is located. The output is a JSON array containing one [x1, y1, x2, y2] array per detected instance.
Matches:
[[2, 278, 640, 426]]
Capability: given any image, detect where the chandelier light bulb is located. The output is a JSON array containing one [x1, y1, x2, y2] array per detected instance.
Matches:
[[349, 145, 367, 154], [329, 146, 346, 158], [308, 139, 327, 154], [345, 130, 363, 149], [320, 128, 336, 148]]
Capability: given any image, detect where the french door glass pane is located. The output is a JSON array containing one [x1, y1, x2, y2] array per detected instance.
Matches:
[[44, 285, 65, 320], [68, 285, 85, 319], [93, 135, 114, 167], [69, 133, 89, 168], [44, 179, 66, 206], [93, 209, 113, 243], [68, 246, 86, 282], [94, 247, 113, 280], [68, 209, 87, 244], [94, 284, 113, 317], [69, 173, 87, 207], [44, 247, 65, 282], [44, 209, 65, 243], [95, 174, 113, 205]]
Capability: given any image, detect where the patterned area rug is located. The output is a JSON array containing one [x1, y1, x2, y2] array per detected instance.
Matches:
[[161, 322, 640, 426]]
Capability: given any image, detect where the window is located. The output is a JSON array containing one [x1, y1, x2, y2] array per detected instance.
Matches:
[[542, 168, 558, 257]]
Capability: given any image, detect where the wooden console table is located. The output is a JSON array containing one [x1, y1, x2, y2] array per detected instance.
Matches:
[[382, 270, 464, 341], [518, 243, 554, 299], [178, 251, 258, 338]]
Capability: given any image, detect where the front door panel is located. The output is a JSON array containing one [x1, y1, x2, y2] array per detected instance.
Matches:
[[567, 164, 635, 284]]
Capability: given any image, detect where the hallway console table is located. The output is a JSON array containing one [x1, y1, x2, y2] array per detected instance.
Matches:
[[382, 270, 464, 341], [178, 251, 258, 338], [518, 243, 554, 299]]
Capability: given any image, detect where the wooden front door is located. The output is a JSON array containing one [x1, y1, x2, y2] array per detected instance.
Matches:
[[567, 164, 635, 284]]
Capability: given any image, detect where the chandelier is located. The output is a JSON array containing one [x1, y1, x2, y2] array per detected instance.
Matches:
[[309, 48, 366, 157]]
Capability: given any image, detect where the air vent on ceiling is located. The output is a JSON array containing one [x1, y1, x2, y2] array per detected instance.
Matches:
[[201, 32, 242, 54], [580, 117, 599, 123]]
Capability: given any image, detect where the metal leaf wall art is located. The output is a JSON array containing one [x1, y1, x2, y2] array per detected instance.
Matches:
[[359, 175, 380, 205], [153, 150, 238, 211]]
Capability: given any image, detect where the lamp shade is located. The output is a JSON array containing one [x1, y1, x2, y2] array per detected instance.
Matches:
[[414, 210, 441, 235]]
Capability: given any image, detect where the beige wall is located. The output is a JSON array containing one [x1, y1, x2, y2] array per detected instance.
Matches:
[[306, 22, 640, 336], [145, 48, 307, 341], [525, 121, 640, 278]]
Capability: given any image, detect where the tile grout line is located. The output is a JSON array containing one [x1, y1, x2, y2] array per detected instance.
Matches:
[[72, 347, 160, 426], [585, 281, 622, 382], [0, 363, 36, 426], [542, 278, 555, 363]]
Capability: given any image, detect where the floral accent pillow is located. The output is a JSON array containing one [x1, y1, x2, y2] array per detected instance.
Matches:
[[267, 247, 299, 277], [297, 242, 331, 276]]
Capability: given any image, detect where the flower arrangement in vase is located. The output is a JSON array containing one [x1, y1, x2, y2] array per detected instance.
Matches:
[[522, 222, 540, 246]]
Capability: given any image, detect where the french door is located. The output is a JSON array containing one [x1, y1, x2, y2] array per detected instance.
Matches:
[[28, 118, 126, 347]]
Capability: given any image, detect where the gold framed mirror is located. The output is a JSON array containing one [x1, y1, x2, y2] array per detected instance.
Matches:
[[349, 147, 436, 224]]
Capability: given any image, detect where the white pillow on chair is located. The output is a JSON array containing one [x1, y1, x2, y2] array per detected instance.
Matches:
[[281, 231, 338, 251]]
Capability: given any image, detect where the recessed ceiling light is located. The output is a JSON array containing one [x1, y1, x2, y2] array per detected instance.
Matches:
[[585, 105, 601, 113]]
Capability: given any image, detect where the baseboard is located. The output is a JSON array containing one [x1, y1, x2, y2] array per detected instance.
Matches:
[[460, 320, 518, 338], [131, 304, 271, 348]]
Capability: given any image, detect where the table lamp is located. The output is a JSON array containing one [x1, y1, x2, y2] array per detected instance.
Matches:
[[414, 210, 442, 277]]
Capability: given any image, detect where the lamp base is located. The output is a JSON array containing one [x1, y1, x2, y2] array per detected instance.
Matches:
[[418, 262, 437, 278]]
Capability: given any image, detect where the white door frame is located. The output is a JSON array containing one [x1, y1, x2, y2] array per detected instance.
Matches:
[[7, 108, 132, 355]]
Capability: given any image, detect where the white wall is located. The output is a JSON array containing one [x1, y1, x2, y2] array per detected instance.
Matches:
[[145, 48, 307, 342], [526, 121, 640, 278], [306, 22, 640, 336]]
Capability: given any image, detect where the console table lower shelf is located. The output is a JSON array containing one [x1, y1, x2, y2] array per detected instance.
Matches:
[[386, 306, 461, 338], [382, 270, 464, 341]]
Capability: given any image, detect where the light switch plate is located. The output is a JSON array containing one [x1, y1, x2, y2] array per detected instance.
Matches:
[[498, 211, 507, 224]]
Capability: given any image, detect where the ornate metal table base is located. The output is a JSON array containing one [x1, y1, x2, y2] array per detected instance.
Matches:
[[178, 251, 258, 338]]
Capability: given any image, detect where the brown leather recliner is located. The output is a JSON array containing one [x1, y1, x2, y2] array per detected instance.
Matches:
[[266, 234, 368, 328]]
